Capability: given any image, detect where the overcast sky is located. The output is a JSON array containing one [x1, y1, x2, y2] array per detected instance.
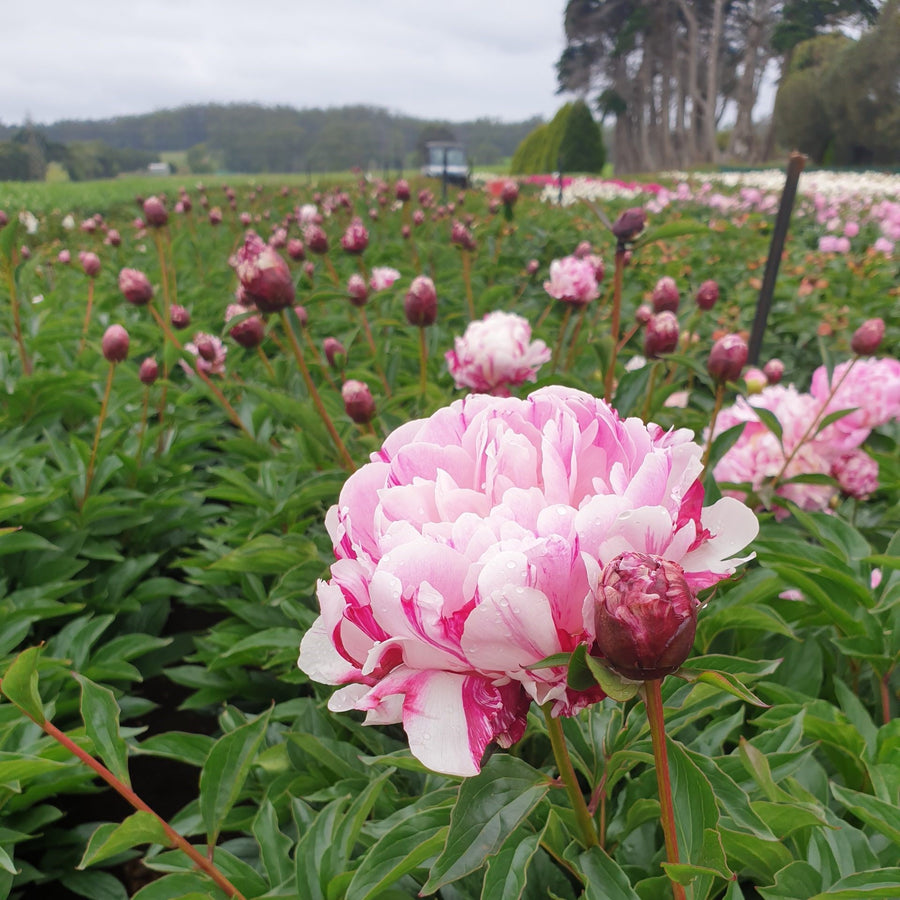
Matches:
[[5, 1, 571, 126]]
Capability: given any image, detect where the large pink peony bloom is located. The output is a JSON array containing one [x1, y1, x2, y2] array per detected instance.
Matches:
[[810, 358, 900, 453], [543, 256, 600, 305], [299, 386, 758, 776], [445, 311, 551, 395]]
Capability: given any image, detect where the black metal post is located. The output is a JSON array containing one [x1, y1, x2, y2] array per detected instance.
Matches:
[[442, 148, 448, 203], [747, 152, 806, 365]]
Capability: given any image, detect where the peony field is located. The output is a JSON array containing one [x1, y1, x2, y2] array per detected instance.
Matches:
[[0, 167, 898, 900]]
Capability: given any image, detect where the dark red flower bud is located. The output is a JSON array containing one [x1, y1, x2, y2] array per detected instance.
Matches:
[[79, 251, 100, 278], [451, 221, 476, 251], [643, 311, 679, 358], [342, 379, 376, 424], [404, 276, 438, 327], [139, 357, 159, 385], [851, 318, 885, 356], [696, 279, 719, 311], [324, 337, 346, 368], [526, 259, 539, 276], [341, 218, 369, 255], [0, 210, 8, 228], [293, 305, 308, 326], [762, 358, 784, 384], [118, 268, 153, 305], [707, 334, 749, 382], [500, 180, 519, 206], [395, 179, 411, 202], [304, 224, 329, 255], [232, 233, 295, 313], [651, 276, 680, 313], [287, 238, 305, 261], [227, 307, 265, 348], [635, 303, 653, 325], [611, 207, 647, 244], [574, 241, 593, 259], [105, 229, 121, 247], [170, 304, 191, 329], [143, 196, 168, 228], [347, 274, 369, 307], [102, 325, 130, 363], [593, 552, 698, 680]]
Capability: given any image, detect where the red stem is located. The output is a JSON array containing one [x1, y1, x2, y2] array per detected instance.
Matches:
[[604, 249, 625, 403], [644, 679, 687, 900]]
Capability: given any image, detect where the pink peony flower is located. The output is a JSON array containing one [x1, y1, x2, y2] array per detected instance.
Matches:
[[543, 256, 600, 305], [369, 266, 400, 293], [810, 358, 900, 452], [184, 333, 226, 376], [340, 218, 369, 255], [298, 386, 758, 775], [445, 311, 551, 395], [832, 450, 878, 499]]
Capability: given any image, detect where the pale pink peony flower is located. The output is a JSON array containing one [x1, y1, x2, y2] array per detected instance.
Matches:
[[184, 333, 226, 376], [543, 256, 600, 305], [369, 266, 400, 293], [445, 311, 551, 395], [298, 386, 758, 776], [810, 358, 900, 452]]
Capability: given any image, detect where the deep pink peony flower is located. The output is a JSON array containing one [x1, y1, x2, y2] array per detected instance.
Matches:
[[298, 386, 758, 776], [445, 311, 551, 395], [543, 256, 600, 306]]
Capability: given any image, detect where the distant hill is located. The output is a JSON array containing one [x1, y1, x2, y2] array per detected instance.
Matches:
[[1, 103, 543, 174]]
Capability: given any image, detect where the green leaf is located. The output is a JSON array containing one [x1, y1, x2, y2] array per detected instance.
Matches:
[[0, 645, 45, 724], [566, 845, 641, 900], [757, 861, 824, 900], [134, 732, 216, 767], [210, 534, 319, 574], [635, 219, 709, 247], [131, 873, 219, 900], [480, 823, 544, 900], [751, 407, 783, 444], [831, 783, 900, 846], [72, 673, 130, 787], [718, 827, 793, 885], [79, 811, 171, 869], [0, 846, 16, 876], [251, 799, 294, 889], [675, 669, 770, 708], [749, 800, 829, 838], [60, 870, 128, 900], [346, 794, 453, 900], [199, 707, 271, 846], [422, 754, 551, 893], [810, 869, 900, 898], [583, 653, 640, 702]]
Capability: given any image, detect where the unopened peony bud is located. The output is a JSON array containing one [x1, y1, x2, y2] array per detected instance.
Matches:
[[347, 273, 369, 306], [304, 224, 329, 255], [342, 379, 376, 424], [341, 219, 369, 254], [79, 251, 101, 278], [143, 196, 168, 228], [208, 207, 223, 226], [324, 337, 346, 368], [644, 311, 679, 358], [500, 180, 519, 206], [707, 334, 749, 383], [696, 279, 719, 310], [832, 450, 878, 499], [58, 249, 71, 265], [611, 207, 647, 244], [0, 210, 7, 228], [651, 276, 680, 313], [574, 241, 593, 259], [851, 318, 885, 356], [635, 303, 653, 325], [404, 276, 438, 326], [226, 305, 265, 348], [232, 233, 295, 313], [118, 268, 153, 305], [744, 367, 767, 394], [395, 179, 411, 202], [526, 259, 539, 276], [170, 304, 191, 329], [287, 238, 305, 261], [593, 551, 698, 680], [105, 229, 121, 247], [102, 325, 130, 363], [139, 357, 159, 385], [762, 358, 784, 384], [451, 221, 476, 251], [293, 305, 308, 327]]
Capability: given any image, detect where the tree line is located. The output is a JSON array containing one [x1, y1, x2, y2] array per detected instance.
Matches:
[[0, 104, 543, 181], [556, 0, 898, 171]]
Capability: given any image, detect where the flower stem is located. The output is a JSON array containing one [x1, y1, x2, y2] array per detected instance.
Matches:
[[641, 361, 661, 422], [462, 250, 475, 319], [359, 308, 391, 396], [418, 326, 428, 399], [6, 265, 32, 374], [881, 668, 893, 725], [700, 381, 727, 475], [643, 680, 687, 900], [323, 253, 341, 286], [280, 309, 355, 472], [35, 715, 246, 900], [81, 362, 115, 510], [563, 304, 589, 372], [552, 306, 573, 373], [78, 279, 95, 356], [542, 703, 598, 848], [604, 249, 626, 403]]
